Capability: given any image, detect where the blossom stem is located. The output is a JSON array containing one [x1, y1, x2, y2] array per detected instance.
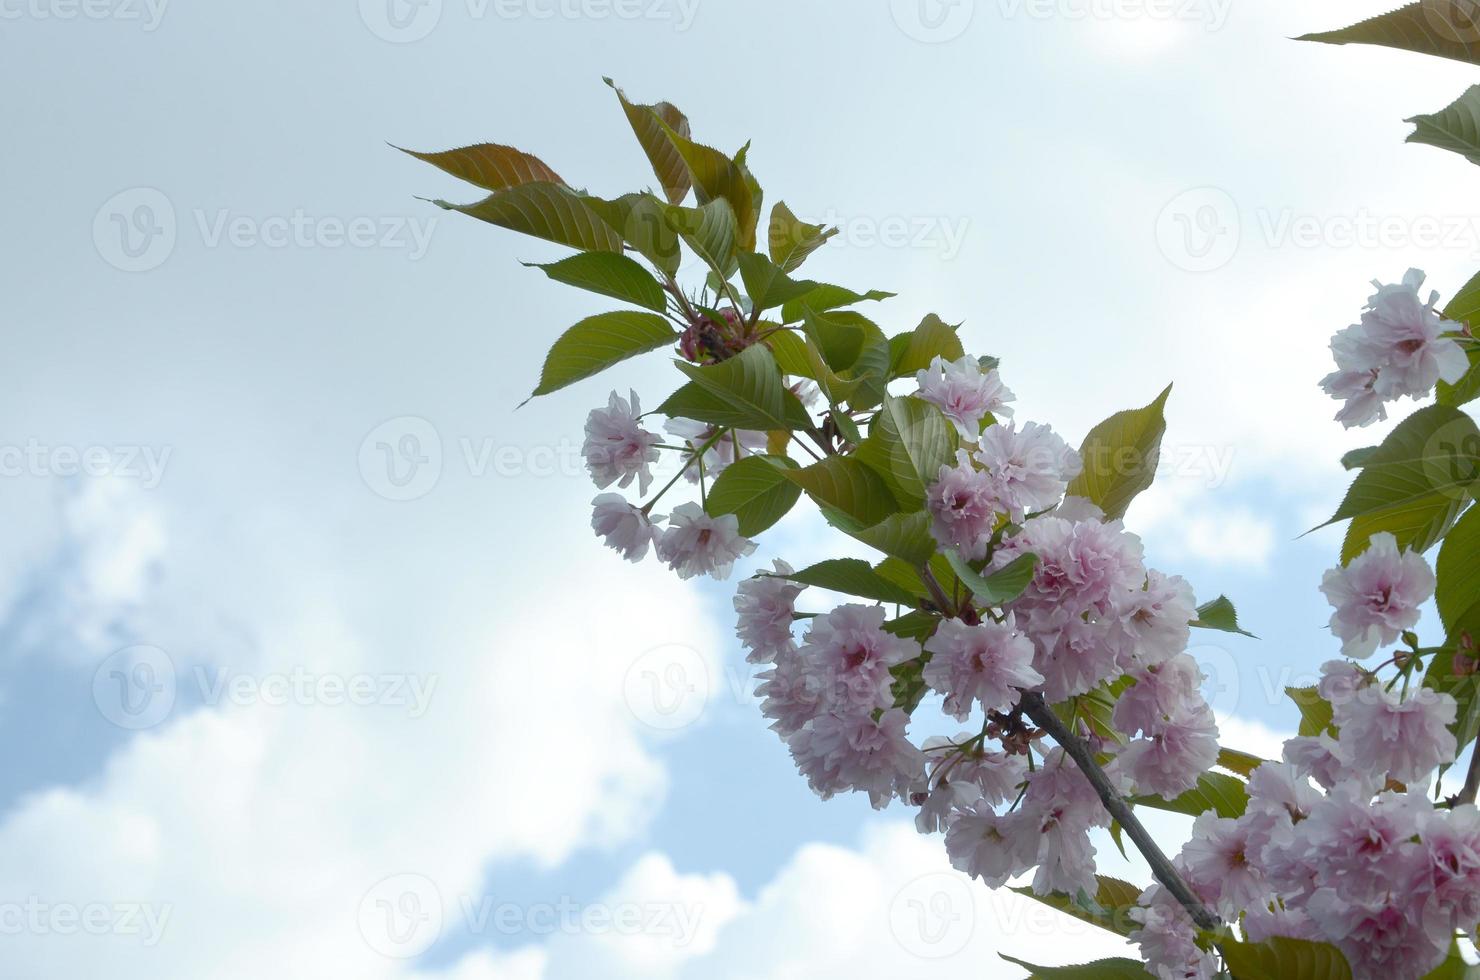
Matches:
[[920, 564, 957, 617], [641, 427, 730, 516], [1018, 691, 1222, 932]]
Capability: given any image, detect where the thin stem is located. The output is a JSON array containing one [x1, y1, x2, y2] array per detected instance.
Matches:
[[1019, 691, 1222, 932], [920, 564, 956, 617], [642, 427, 729, 515]]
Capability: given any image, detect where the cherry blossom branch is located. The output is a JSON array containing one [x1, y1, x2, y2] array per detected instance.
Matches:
[[1018, 691, 1222, 932]]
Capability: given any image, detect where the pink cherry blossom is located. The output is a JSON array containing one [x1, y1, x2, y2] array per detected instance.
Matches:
[[922, 614, 1042, 719], [925, 449, 1004, 561], [1179, 812, 1271, 920], [734, 560, 803, 664], [1361, 270, 1469, 399], [656, 503, 756, 580], [1333, 682, 1457, 786], [787, 708, 925, 809], [1112, 653, 1205, 736], [1116, 570, 1197, 668], [974, 420, 1081, 519], [1119, 705, 1220, 800], [944, 802, 1036, 887], [1320, 532, 1435, 658], [590, 493, 660, 562], [800, 603, 919, 716], [582, 389, 661, 493], [915, 354, 1014, 439]]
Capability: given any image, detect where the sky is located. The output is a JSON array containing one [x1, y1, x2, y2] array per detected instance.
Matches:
[[1, 0, 1478, 976]]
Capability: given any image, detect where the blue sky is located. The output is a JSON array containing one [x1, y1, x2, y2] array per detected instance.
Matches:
[[2, 0, 1477, 976]]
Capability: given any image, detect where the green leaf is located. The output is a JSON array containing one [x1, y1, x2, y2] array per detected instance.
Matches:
[[1425, 647, 1480, 754], [1191, 595, 1256, 637], [943, 551, 1039, 607], [1286, 686, 1335, 737], [1218, 747, 1268, 777], [1220, 936, 1352, 980], [604, 78, 692, 205], [736, 251, 820, 311], [883, 610, 939, 642], [659, 344, 811, 431], [848, 510, 937, 565], [530, 311, 677, 398], [524, 252, 666, 311], [398, 142, 565, 192], [784, 456, 901, 527], [998, 955, 1153, 979], [1130, 770, 1247, 818], [705, 455, 801, 536], [655, 121, 759, 251], [1065, 385, 1172, 521], [584, 193, 683, 278], [781, 558, 919, 605], [844, 338, 894, 412], [779, 284, 896, 324], [768, 201, 835, 273], [1297, 4, 1480, 69], [801, 309, 874, 371], [1317, 404, 1480, 561], [665, 198, 739, 279], [888, 314, 966, 376], [432, 182, 623, 253], [1010, 876, 1144, 939], [1341, 446, 1380, 470], [1423, 937, 1480, 979], [1408, 85, 1480, 165], [854, 395, 958, 508], [765, 330, 861, 405], [1447, 268, 1480, 325], [1438, 504, 1480, 634]]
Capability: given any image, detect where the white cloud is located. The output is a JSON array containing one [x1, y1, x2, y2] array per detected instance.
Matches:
[[492, 824, 1139, 980], [0, 502, 724, 979]]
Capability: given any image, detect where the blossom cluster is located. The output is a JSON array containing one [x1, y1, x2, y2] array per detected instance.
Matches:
[[730, 362, 1228, 913], [582, 389, 759, 579], [1320, 269, 1469, 428]]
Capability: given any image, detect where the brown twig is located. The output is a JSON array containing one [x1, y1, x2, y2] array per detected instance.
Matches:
[[1018, 691, 1222, 932]]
